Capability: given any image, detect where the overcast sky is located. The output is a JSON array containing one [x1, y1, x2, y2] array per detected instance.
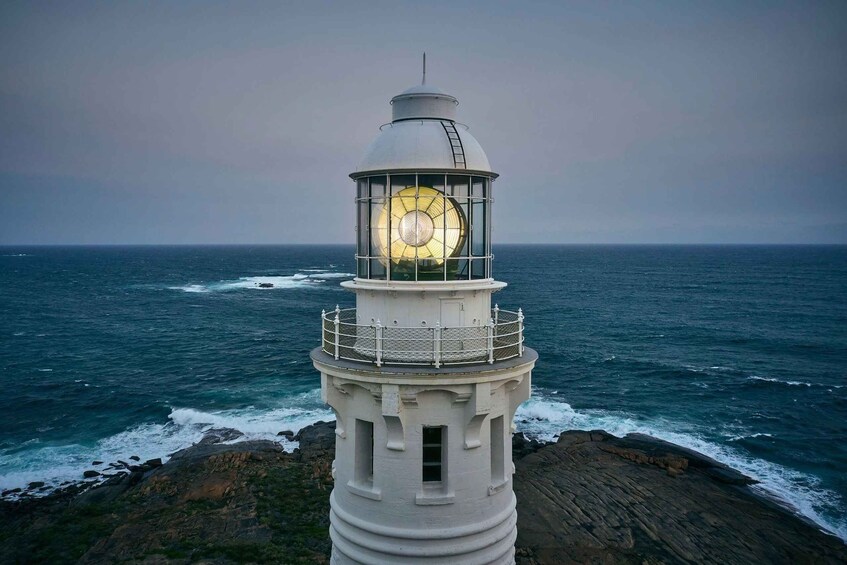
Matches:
[[1, 1, 845, 244]]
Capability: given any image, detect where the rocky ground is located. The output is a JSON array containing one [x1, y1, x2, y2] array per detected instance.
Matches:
[[512, 430, 846, 564], [1, 422, 844, 564]]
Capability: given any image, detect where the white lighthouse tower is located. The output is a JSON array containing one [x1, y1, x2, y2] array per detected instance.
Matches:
[[312, 63, 537, 564]]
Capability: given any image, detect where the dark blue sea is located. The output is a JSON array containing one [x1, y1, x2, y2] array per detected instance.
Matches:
[[1, 245, 845, 539]]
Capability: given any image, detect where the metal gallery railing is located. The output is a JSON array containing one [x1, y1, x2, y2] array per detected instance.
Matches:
[[321, 306, 524, 368]]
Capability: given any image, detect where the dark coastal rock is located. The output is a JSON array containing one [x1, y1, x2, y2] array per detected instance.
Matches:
[[26, 482, 45, 490], [258, 282, 274, 288], [1, 425, 844, 564], [128, 455, 140, 462], [294, 420, 336, 462], [92, 461, 103, 465], [513, 430, 846, 564], [198, 426, 244, 445], [512, 432, 546, 460], [143, 458, 162, 468], [166, 439, 284, 470], [82, 470, 99, 479], [277, 429, 295, 438]]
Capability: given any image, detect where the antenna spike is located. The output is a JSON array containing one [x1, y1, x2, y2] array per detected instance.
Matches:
[[422, 52, 426, 85]]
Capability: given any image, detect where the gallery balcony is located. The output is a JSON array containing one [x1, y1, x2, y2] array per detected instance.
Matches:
[[320, 306, 525, 368]]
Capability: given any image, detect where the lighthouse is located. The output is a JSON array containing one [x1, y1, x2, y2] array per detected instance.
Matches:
[[312, 63, 537, 564]]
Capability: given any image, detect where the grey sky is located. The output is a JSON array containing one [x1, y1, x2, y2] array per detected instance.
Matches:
[[1, 1, 845, 244]]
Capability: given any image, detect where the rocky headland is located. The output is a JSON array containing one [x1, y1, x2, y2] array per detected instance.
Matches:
[[1, 422, 844, 564]]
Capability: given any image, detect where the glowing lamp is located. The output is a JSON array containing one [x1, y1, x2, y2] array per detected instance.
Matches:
[[374, 186, 466, 270]]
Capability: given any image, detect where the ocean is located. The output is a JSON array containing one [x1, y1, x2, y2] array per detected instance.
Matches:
[[1, 245, 845, 540]]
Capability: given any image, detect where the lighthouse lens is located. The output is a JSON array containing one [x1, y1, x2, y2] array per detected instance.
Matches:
[[398, 212, 434, 247], [372, 185, 467, 278]]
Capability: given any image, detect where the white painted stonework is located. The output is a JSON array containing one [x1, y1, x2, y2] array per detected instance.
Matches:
[[346, 280, 504, 331], [314, 356, 535, 564]]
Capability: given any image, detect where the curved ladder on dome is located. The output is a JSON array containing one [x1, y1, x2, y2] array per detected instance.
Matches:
[[441, 121, 467, 169]]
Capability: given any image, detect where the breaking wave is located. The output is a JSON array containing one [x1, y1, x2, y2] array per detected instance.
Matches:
[[515, 392, 846, 541], [0, 390, 333, 494]]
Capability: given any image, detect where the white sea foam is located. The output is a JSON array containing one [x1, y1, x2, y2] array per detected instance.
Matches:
[[2, 254, 30, 257], [308, 272, 356, 279], [727, 432, 774, 442], [747, 376, 833, 387], [0, 391, 333, 496], [515, 392, 846, 541], [169, 271, 354, 293]]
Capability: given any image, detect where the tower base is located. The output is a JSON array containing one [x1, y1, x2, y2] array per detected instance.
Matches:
[[329, 491, 517, 565]]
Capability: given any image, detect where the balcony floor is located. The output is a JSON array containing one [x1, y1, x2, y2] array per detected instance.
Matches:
[[310, 346, 538, 376]]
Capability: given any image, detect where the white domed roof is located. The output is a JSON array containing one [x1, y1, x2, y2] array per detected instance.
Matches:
[[354, 83, 494, 175], [356, 121, 492, 173], [397, 84, 447, 96]]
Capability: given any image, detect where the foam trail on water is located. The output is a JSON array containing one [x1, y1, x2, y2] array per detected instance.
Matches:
[[515, 392, 847, 541], [0, 391, 334, 494], [169, 271, 354, 293]]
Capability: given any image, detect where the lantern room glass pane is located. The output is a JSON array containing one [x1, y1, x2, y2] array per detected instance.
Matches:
[[369, 176, 386, 198], [357, 258, 368, 278], [471, 200, 486, 257], [357, 178, 369, 199], [370, 198, 386, 255], [370, 258, 386, 280], [391, 175, 416, 195], [358, 200, 369, 256], [446, 258, 469, 280], [471, 176, 485, 199], [447, 175, 469, 198], [471, 259, 486, 280], [418, 173, 445, 194]]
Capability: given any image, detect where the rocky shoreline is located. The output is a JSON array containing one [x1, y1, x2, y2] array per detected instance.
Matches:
[[1, 422, 845, 563]]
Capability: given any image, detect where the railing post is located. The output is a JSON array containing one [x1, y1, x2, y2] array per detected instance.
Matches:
[[375, 319, 383, 367], [487, 318, 495, 364], [518, 308, 524, 357], [433, 322, 441, 368], [333, 311, 340, 360], [493, 303, 500, 340], [321, 309, 327, 352]]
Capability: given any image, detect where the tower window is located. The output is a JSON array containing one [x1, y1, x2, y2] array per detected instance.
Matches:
[[422, 426, 444, 482], [490, 416, 505, 485], [355, 419, 374, 486]]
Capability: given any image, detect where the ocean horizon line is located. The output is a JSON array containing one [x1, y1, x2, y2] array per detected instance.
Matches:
[[2, 242, 846, 248]]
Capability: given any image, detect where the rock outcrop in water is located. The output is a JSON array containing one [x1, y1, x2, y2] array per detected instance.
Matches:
[[0, 422, 844, 563]]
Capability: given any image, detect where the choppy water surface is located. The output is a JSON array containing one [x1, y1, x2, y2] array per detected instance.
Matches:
[[1, 245, 845, 539]]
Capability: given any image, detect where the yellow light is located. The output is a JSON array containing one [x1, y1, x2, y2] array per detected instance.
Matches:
[[374, 186, 466, 268]]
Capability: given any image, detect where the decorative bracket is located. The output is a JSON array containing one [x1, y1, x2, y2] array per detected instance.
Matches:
[[464, 382, 492, 449], [381, 384, 405, 451]]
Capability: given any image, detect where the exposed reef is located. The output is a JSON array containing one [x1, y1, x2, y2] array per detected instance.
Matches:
[[1, 422, 844, 563]]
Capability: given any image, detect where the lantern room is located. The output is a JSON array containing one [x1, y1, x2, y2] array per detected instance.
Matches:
[[350, 83, 496, 283], [353, 173, 491, 281]]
